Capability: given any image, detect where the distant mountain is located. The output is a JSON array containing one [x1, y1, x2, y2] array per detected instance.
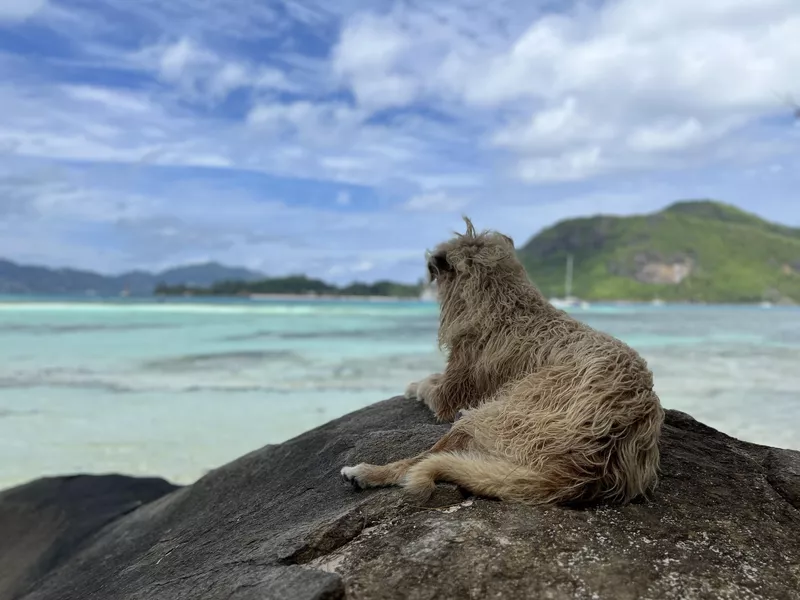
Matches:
[[518, 200, 800, 304], [0, 260, 264, 296]]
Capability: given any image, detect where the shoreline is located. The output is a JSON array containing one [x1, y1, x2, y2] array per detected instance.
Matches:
[[0, 294, 796, 308], [246, 292, 418, 302]]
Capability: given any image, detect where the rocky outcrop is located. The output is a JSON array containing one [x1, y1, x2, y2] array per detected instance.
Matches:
[[2, 397, 799, 600], [0, 475, 178, 600], [608, 252, 695, 285], [634, 259, 693, 284]]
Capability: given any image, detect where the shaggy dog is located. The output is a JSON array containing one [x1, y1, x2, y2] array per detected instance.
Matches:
[[341, 218, 664, 505]]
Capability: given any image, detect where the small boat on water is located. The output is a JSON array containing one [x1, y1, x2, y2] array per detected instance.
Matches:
[[549, 254, 590, 310], [419, 285, 437, 302]]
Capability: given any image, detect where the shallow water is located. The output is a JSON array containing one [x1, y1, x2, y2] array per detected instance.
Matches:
[[1, 297, 798, 489]]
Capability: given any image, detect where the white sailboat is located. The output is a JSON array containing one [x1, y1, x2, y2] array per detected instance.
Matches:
[[419, 286, 437, 301], [549, 254, 589, 310]]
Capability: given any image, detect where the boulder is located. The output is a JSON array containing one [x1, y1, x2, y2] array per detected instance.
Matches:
[[2, 397, 799, 600], [0, 474, 178, 600]]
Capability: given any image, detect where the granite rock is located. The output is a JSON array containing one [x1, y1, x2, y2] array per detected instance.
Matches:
[[2, 397, 799, 600]]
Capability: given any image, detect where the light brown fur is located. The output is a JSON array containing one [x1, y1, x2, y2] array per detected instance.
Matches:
[[341, 217, 665, 506]]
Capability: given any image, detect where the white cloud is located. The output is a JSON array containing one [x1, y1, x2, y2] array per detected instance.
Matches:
[[0, 166, 445, 279], [124, 38, 299, 105], [491, 97, 616, 153], [158, 38, 204, 79], [403, 191, 467, 212], [0, 0, 47, 22], [627, 118, 707, 153], [5, 0, 797, 191], [330, 0, 800, 178], [62, 85, 154, 114], [1, 0, 800, 280], [0, 164, 158, 223], [247, 101, 363, 143], [0, 151, 796, 282], [332, 12, 419, 110], [51, 0, 284, 43], [517, 147, 605, 183]]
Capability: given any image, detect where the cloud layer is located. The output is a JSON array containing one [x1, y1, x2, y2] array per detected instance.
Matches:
[[0, 0, 798, 281]]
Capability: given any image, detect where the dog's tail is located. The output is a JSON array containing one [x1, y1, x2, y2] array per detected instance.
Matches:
[[401, 451, 586, 505]]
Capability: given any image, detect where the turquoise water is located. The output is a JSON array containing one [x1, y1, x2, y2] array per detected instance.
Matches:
[[1, 297, 799, 489]]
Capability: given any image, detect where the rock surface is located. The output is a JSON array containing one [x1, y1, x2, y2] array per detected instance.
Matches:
[[0, 474, 178, 600], [2, 397, 800, 600]]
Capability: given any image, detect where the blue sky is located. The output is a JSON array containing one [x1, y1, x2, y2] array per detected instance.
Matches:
[[0, 0, 799, 282]]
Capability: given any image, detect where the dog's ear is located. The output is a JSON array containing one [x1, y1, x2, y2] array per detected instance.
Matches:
[[427, 251, 452, 280]]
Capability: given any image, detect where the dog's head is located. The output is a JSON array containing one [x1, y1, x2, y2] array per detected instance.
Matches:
[[425, 216, 521, 293]]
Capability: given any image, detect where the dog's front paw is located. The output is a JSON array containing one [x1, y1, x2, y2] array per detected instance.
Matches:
[[433, 405, 463, 423], [340, 465, 368, 489], [404, 380, 420, 400]]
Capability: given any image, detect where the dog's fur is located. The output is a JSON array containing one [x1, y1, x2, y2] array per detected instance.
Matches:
[[341, 218, 664, 506]]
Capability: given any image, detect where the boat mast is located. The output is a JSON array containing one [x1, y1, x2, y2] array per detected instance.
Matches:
[[565, 254, 573, 298]]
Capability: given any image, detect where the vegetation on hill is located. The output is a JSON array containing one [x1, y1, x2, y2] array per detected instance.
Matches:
[[0, 261, 263, 295], [518, 200, 800, 303], [154, 275, 424, 298]]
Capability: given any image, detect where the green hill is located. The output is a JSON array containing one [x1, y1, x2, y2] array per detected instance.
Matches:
[[518, 200, 800, 304]]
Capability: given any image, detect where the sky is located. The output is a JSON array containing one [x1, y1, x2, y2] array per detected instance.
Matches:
[[0, 0, 798, 283]]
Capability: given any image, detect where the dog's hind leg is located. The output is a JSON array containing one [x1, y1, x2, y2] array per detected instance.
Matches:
[[340, 427, 473, 490]]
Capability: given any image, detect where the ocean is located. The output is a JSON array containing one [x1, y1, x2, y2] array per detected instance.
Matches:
[[1, 297, 798, 490]]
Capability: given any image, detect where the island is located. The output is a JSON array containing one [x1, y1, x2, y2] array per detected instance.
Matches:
[[518, 200, 800, 304], [154, 275, 426, 300]]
